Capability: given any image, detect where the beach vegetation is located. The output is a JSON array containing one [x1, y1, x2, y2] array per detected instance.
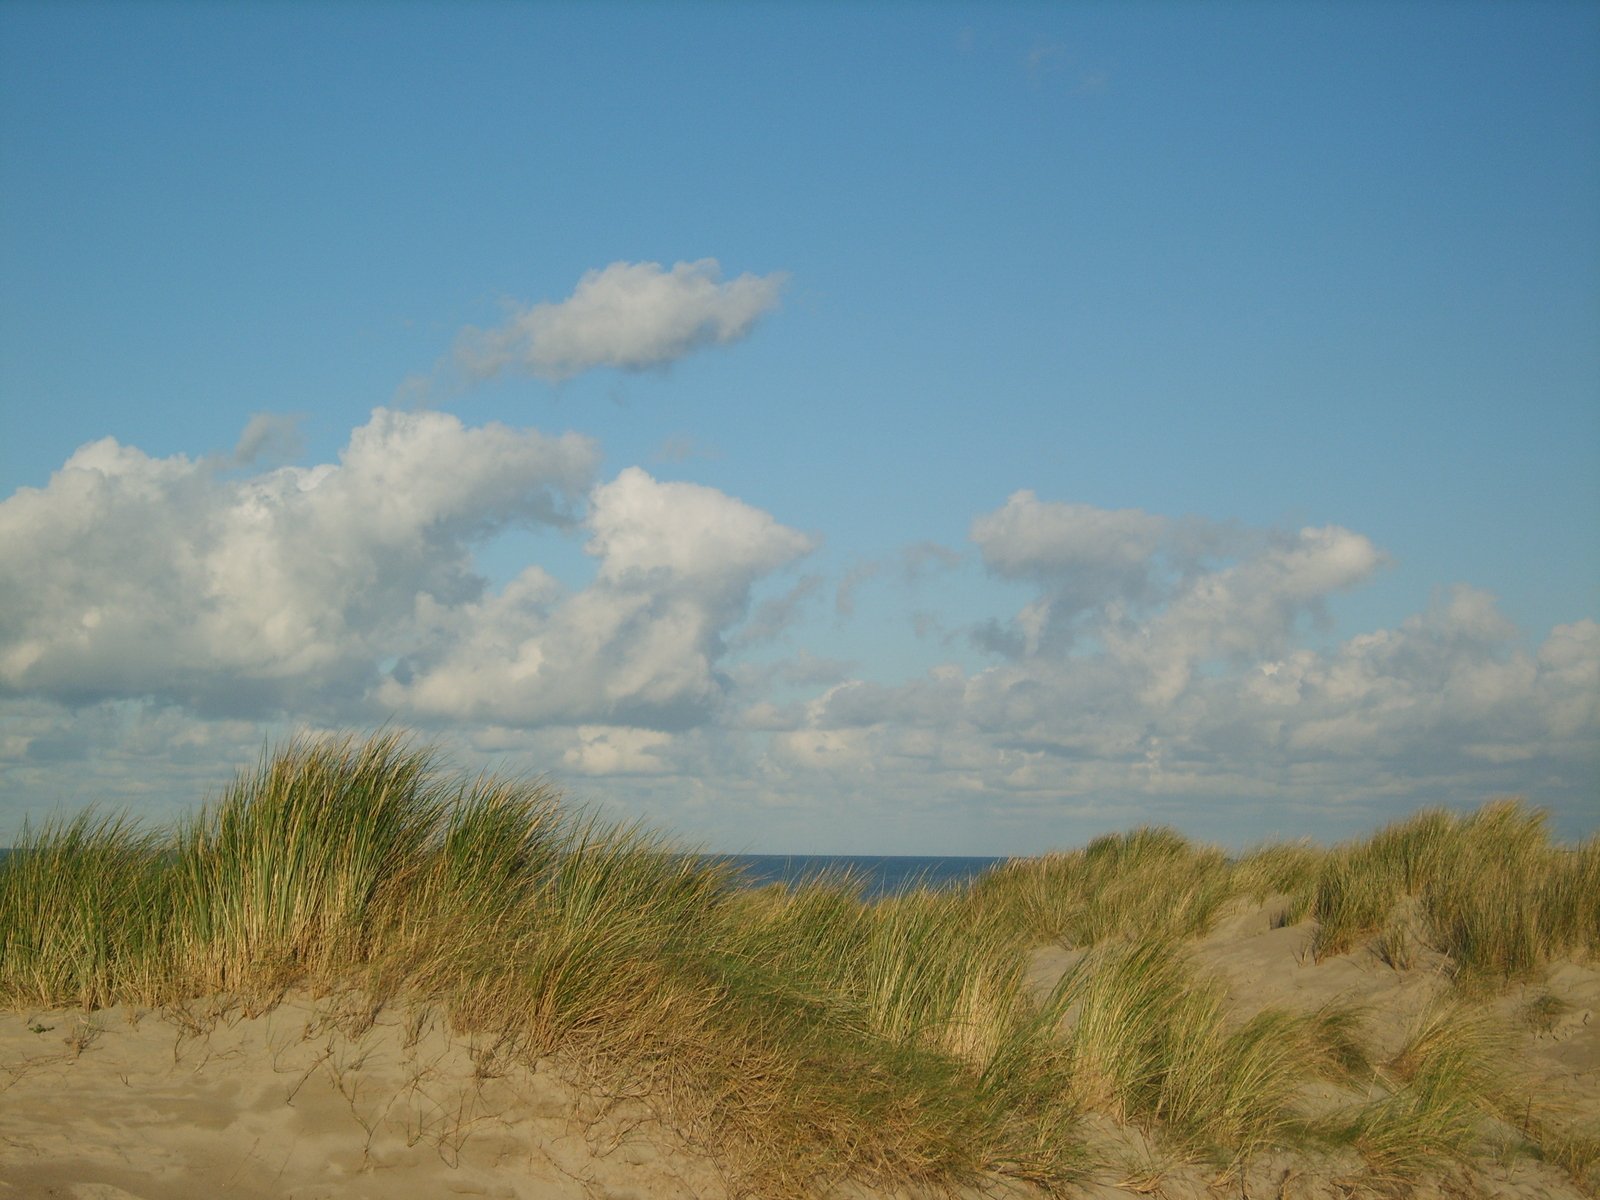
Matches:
[[1, 732, 1595, 1196]]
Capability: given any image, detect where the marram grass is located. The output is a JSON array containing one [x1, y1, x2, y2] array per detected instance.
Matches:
[[1298, 799, 1600, 982], [1, 733, 1595, 1196]]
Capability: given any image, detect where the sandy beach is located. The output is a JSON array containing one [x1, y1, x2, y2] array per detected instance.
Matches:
[[5, 891, 1596, 1200]]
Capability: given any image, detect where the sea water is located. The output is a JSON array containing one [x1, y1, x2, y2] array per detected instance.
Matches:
[[0, 847, 1013, 901], [717, 855, 1010, 899]]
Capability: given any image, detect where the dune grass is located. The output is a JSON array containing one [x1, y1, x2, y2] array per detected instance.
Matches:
[[0, 811, 169, 1009], [0, 735, 1084, 1192], [1039, 934, 1360, 1158], [1357, 997, 1504, 1163], [1299, 800, 1600, 984], [967, 825, 1236, 946], [1, 733, 1595, 1196]]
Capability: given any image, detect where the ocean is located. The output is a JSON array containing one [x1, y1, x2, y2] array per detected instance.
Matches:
[[716, 855, 1010, 899], [0, 847, 1012, 900]]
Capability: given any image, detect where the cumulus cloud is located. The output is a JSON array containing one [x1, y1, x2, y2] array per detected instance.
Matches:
[[762, 494, 1596, 836], [1102, 524, 1384, 705], [9, 413, 510, 703], [0, 409, 603, 714], [454, 259, 787, 383], [974, 495, 1382, 699], [969, 490, 1381, 664], [972, 491, 1166, 583], [971, 492, 1178, 657], [373, 468, 816, 729], [586, 467, 811, 587], [1257, 589, 1589, 763], [1, 412, 817, 733], [563, 725, 674, 776]]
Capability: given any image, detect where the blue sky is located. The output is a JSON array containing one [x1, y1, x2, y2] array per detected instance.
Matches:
[[2, 2, 1596, 853]]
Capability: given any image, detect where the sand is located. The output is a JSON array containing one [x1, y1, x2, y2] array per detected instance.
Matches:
[[0, 989, 742, 1200], [3, 899, 1596, 1200]]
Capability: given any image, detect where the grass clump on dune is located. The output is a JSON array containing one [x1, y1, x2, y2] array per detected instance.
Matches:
[[1330, 996, 1518, 1181], [695, 876, 1087, 1187], [0, 812, 169, 1009], [1042, 935, 1351, 1160], [955, 799, 1598, 1189], [1229, 838, 1322, 909], [969, 825, 1235, 946], [171, 733, 455, 994], [1301, 800, 1600, 983]]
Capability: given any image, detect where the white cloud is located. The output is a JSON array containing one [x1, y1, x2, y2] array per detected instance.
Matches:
[[0, 414, 819, 838], [1259, 590, 1591, 765], [454, 259, 787, 383], [374, 468, 816, 729], [1, 420, 814, 733], [0, 408, 598, 713], [771, 727, 875, 773], [759, 497, 1596, 839], [563, 725, 674, 776], [970, 491, 1382, 668], [587, 467, 812, 586], [1103, 524, 1384, 704], [3, 460, 1593, 850], [972, 490, 1166, 583], [970, 491, 1179, 655]]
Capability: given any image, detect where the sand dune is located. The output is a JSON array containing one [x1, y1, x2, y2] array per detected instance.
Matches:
[[1, 990, 732, 1200], [4, 895, 1595, 1199]]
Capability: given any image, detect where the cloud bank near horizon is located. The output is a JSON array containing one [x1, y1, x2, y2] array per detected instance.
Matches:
[[1, 410, 1594, 848]]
